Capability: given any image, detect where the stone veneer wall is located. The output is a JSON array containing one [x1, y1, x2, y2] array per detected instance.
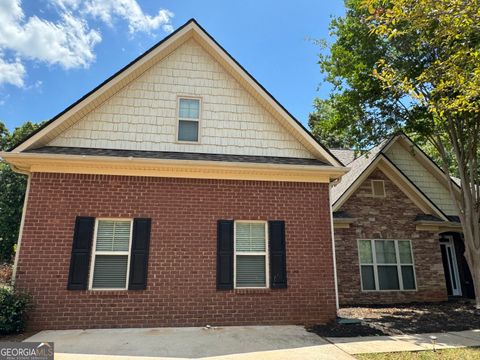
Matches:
[[335, 169, 448, 305]]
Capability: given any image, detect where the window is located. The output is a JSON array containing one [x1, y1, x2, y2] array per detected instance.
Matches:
[[358, 240, 416, 291], [371, 180, 386, 197], [234, 221, 268, 288], [177, 98, 200, 142], [89, 219, 132, 290]]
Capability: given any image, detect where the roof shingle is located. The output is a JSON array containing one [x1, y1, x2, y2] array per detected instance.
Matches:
[[25, 146, 330, 166], [331, 139, 389, 204]]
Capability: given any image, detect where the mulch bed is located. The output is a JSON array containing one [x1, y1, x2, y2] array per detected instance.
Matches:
[[308, 300, 480, 338], [308, 321, 386, 337]]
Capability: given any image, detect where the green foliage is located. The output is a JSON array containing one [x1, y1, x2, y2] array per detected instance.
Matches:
[[309, 0, 420, 149], [365, 0, 480, 124], [0, 164, 27, 263], [310, 0, 480, 151], [361, 0, 480, 227], [313, 0, 480, 301], [0, 287, 30, 334], [0, 121, 43, 263], [309, 98, 358, 149]]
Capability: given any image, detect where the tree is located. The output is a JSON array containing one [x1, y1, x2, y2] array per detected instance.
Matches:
[[0, 121, 42, 263], [309, 0, 413, 150], [312, 0, 480, 305], [309, 99, 354, 149]]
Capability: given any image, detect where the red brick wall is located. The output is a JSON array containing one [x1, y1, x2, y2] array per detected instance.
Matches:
[[16, 172, 336, 330], [335, 169, 448, 305]]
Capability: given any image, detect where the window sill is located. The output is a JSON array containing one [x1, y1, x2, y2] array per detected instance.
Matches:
[[86, 290, 131, 296], [361, 289, 418, 293], [233, 288, 272, 295], [175, 140, 200, 144]]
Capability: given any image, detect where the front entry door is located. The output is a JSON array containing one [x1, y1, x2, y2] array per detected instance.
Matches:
[[440, 236, 462, 296]]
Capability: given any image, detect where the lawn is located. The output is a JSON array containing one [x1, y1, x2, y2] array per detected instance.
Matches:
[[357, 347, 480, 360]]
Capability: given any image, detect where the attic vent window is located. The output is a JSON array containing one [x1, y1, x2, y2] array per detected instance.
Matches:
[[177, 98, 200, 142], [371, 180, 386, 197]]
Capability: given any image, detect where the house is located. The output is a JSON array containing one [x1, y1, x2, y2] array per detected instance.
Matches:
[[330, 133, 474, 305], [0, 19, 347, 330]]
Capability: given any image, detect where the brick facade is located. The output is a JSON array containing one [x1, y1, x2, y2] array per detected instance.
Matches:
[[335, 169, 448, 305], [16, 172, 336, 330]]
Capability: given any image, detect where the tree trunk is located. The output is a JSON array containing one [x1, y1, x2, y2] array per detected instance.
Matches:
[[463, 234, 480, 308], [433, 134, 480, 306]]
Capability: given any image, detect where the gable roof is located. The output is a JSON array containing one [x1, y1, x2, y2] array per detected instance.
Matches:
[[331, 133, 456, 220], [331, 140, 388, 204], [329, 149, 356, 165], [7, 19, 342, 167]]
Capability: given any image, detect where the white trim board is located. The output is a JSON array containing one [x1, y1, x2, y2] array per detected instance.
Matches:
[[233, 220, 269, 289]]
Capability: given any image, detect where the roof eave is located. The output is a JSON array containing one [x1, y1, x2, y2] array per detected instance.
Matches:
[[415, 220, 462, 232], [1, 151, 348, 182]]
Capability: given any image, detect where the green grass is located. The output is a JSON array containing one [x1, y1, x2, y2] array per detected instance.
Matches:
[[356, 347, 480, 360]]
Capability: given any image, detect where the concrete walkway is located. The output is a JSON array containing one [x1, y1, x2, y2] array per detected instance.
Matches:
[[25, 326, 355, 360], [327, 329, 480, 355], [24, 327, 480, 359]]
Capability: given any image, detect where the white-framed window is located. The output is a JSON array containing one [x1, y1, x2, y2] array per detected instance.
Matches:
[[371, 180, 386, 197], [177, 97, 200, 142], [234, 221, 269, 289], [358, 239, 416, 291], [89, 219, 133, 290]]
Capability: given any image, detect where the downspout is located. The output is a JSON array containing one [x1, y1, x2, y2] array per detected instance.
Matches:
[[11, 173, 31, 285], [329, 181, 340, 310]]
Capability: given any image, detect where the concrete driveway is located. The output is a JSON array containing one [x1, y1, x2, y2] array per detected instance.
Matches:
[[25, 326, 355, 360]]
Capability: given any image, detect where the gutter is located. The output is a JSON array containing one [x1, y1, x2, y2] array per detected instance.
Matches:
[[329, 182, 340, 310]]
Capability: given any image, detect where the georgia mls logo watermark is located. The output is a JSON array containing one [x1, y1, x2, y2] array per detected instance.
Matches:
[[0, 342, 54, 360]]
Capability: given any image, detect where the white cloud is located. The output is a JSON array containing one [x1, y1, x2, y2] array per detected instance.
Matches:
[[0, 0, 101, 87], [0, 1, 102, 69], [0, 57, 25, 87], [53, 0, 174, 34], [82, 0, 174, 34], [0, 0, 174, 88], [53, 0, 81, 11]]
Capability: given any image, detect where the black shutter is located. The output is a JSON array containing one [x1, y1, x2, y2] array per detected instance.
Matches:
[[217, 220, 234, 290], [269, 220, 287, 289], [67, 216, 95, 290], [128, 218, 152, 290]]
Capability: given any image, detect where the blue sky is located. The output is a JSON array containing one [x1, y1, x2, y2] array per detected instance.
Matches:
[[0, 0, 345, 132]]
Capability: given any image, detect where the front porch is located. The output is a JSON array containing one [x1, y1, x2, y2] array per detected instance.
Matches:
[[439, 232, 475, 300]]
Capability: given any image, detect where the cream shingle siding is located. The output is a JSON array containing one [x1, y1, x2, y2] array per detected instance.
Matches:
[[385, 142, 457, 215], [48, 39, 313, 158]]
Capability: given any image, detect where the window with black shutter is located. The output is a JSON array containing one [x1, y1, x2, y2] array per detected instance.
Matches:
[[216, 220, 287, 290], [217, 220, 234, 290], [268, 220, 287, 289], [67, 216, 95, 290], [128, 218, 151, 290], [67, 217, 152, 291]]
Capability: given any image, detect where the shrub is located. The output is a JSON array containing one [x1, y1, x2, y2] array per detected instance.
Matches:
[[0, 287, 30, 334]]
